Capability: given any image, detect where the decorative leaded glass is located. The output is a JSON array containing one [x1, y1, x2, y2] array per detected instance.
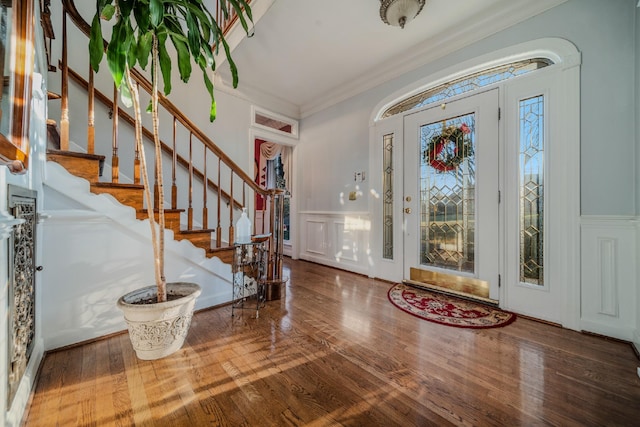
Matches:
[[383, 133, 394, 259], [383, 59, 552, 119], [519, 96, 544, 285], [420, 113, 475, 273]]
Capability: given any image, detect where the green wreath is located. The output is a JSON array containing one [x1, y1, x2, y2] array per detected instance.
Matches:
[[423, 123, 473, 172]]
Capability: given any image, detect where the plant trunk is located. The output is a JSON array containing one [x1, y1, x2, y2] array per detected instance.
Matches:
[[151, 35, 167, 302], [124, 43, 166, 302]]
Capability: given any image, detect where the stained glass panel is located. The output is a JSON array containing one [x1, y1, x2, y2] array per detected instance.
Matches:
[[420, 113, 475, 273], [383, 59, 551, 119], [519, 96, 544, 285], [383, 133, 394, 260]]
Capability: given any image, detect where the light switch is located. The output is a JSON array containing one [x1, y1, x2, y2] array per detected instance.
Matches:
[[354, 171, 366, 182]]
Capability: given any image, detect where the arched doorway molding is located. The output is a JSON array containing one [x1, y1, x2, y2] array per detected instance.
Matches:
[[371, 37, 580, 124]]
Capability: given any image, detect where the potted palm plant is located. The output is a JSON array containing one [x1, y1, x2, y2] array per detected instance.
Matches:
[[89, 0, 253, 360]]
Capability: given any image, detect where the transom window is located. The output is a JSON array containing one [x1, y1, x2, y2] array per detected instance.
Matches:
[[381, 58, 552, 119]]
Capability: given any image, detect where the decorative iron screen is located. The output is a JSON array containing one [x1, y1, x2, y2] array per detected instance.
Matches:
[[7, 186, 37, 407]]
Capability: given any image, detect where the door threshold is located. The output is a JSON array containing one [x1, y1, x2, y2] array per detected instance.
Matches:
[[404, 269, 499, 307], [403, 279, 499, 307]]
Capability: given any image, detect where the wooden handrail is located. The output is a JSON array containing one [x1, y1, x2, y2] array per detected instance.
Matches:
[[60, 0, 265, 197], [65, 65, 244, 210]]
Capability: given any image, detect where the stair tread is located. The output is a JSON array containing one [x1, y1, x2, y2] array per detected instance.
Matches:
[[91, 182, 144, 189], [208, 245, 234, 252], [137, 208, 185, 214], [47, 149, 105, 161], [179, 228, 215, 235]]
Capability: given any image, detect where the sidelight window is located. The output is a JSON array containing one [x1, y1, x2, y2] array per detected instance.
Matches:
[[519, 95, 545, 285]]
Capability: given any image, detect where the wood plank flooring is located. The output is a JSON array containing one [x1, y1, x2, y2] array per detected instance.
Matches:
[[23, 259, 640, 426]]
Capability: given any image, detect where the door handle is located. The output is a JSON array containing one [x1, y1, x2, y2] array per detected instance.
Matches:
[[404, 208, 412, 214]]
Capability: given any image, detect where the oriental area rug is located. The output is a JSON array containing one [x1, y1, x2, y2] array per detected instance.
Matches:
[[388, 283, 516, 329]]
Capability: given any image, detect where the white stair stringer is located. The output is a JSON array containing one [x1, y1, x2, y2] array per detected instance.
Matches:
[[40, 160, 233, 350]]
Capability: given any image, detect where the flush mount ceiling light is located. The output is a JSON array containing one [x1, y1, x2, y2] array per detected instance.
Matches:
[[380, 0, 426, 29]]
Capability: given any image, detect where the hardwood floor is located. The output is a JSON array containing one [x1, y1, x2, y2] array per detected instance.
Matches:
[[24, 259, 640, 426]]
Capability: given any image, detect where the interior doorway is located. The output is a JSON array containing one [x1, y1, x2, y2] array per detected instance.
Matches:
[[254, 139, 291, 248]]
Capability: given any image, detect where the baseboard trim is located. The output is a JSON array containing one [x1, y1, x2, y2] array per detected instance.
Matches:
[[299, 253, 370, 276]]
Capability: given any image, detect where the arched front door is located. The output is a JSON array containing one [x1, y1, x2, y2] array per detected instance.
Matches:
[[373, 39, 580, 326]]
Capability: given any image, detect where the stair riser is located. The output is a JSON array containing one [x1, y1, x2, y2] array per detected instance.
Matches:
[[175, 233, 212, 250], [136, 212, 182, 233], [207, 249, 233, 263], [91, 185, 144, 210], [48, 154, 100, 182]]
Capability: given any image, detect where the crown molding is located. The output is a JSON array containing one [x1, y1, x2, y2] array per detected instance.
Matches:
[[299, 0, 569, 118], [215, 74, 301, 119]]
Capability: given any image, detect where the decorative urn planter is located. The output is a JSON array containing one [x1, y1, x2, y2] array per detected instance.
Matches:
[[117, 282, 202, 360]]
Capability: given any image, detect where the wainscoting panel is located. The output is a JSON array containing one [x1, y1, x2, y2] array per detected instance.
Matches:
[[299, 212, 370, 275], [305, 220, 327, 255], [580, 216, 637, 341]]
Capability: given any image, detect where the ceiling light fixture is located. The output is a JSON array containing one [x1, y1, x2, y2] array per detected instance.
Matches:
[[380, 0, 426, 29]]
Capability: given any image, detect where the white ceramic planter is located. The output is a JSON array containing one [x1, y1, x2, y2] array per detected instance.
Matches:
[[117, 282, 202, 360]]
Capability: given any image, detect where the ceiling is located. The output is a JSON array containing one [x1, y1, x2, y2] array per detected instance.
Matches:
[[217, 0, 567, 118]]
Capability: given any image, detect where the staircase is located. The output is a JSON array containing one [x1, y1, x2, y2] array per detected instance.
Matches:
[[47, 145, 236, 263], [46, 0, 284, 273]]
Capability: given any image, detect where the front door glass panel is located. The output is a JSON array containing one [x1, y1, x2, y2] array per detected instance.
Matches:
[[519, 95, 544, 286], [420, 113, 476, 273]]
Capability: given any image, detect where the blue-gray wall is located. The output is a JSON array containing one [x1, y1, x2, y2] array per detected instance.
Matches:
[[299, 0, 638, 217]]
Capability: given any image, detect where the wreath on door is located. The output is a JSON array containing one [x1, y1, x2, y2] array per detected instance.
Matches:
[[424, 123, 473, 172]]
